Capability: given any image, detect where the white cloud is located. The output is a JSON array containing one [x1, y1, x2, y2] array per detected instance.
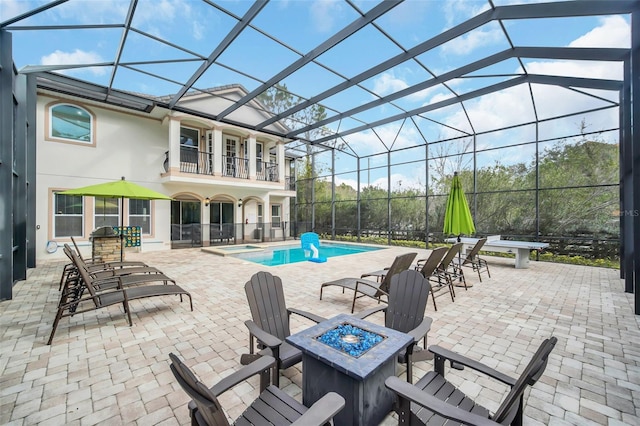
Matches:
[[569, 16, 630, 49], [310, 0, 343, 33], [441, 27, 503, 56], [0, 0, 30, 21], [442, 0, 490, 29], [372, 72, 409, 96], [41, 50, 107, 76], [336, 172, 423, 192]]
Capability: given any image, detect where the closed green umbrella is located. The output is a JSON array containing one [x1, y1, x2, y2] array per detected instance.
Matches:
[[59, 177, 172, 261], [443, 172, 475, 240]]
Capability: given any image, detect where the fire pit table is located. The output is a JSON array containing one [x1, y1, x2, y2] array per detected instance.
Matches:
[[286, 313, 412, 426]]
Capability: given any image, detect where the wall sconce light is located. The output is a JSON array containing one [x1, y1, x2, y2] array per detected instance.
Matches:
[[204, 197, 210, 206], [238, 198, 243, 208]]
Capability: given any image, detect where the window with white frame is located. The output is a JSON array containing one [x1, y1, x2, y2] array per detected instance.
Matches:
[[129, 199, 151, 234], [271, 204, 281, 228], [95, 197, 120, 228], [50, 104, 92, 143], [54, 194, 84, 237], [257, 204, 263, 224]]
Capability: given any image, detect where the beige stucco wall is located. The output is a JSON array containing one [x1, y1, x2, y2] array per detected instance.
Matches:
[[35, 89, 294, 261]]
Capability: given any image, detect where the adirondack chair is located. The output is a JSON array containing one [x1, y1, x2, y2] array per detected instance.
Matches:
[[319, 252, 417, 313], [385, 336, 557, 425], [414, 247, 449, 311], [354, 269, 434, 383], [451, 237, 491, 282], [169, 353, 345, 426], [243, 271, 326, 387], [48, 250, 192, 344]]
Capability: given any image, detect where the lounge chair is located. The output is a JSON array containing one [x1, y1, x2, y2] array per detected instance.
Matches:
[[242, 271, 326, 387], [385, 336, 557, 425], [58, 237, 150, 290], [48, 251, 192, 344], [320, 252, 417, 313], [431, 242, 465, 295], [169, 353, 345, 426], [355, 269, 433, 383], [450, 237, 491, 282], [414, 247, 449, 311], [63, 244, 174, 287]]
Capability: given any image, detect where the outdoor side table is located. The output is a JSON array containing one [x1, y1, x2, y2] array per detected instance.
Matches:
[[286, 313, 413, 426]]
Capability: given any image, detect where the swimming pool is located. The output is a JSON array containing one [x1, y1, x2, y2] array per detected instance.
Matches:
[[228, 242, 385, 266]]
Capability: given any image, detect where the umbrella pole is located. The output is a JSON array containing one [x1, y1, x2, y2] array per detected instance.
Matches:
[[120, 196, 124, 262]]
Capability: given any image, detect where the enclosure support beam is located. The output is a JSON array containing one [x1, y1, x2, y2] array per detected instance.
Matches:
[[631, 8, 640, 315], [0, 30, 13, 300]]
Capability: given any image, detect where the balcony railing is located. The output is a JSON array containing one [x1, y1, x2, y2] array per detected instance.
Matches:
[[222, 155, 249, 179], [285, 176, 295, 190], [256, 161, 279, 182], [165, 150, 290, 185], [179, 148, 214, 175]]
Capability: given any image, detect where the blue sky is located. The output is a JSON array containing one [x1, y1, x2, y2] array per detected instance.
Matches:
[[1, 0, 630, 190]]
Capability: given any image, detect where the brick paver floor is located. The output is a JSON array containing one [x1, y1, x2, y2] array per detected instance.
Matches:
[[1, 244, 639, 425]]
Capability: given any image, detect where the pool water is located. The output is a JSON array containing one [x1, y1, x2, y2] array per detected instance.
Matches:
[[230, 242, 384, 266]]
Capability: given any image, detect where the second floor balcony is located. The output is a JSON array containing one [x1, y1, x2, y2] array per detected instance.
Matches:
[[164, 149, 293, 187]]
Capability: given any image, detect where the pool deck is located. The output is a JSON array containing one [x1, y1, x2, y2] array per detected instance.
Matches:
[[1, 246, 639, 425]]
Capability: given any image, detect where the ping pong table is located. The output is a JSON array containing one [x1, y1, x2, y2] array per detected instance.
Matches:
[[446, 235, 549, 269]]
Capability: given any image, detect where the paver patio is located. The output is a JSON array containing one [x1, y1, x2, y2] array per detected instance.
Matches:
[[1, 244, 639, 425]]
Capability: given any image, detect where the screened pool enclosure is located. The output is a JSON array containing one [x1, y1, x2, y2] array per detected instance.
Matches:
[[1, 0, 638, 313]]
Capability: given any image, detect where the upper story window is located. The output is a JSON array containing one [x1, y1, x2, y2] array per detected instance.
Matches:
[[180, 127, 199, 163], [50, 104, 92, 143]]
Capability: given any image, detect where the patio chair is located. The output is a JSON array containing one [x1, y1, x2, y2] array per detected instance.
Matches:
[[48, 251, 192, 344], [243, 271, 327, 387], [355, 269, 433, 384], [450, 237, 491, 282], [169, 353, 345, 426], [320, 252, 417, 313], [59, 238, 150, 290], [385, 336, 557, 426], [414, 247, 449, 311], [433, 242, 465, 293], [61, 244, 173, 290]]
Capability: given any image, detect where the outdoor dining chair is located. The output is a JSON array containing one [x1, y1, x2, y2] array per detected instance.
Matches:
[[243, 271, 327, 387], [169, 353, 345, 426], [385, 336, 557, 425]]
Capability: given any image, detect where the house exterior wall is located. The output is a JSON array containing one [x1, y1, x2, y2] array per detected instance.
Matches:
[[35, 88, 295, 260]]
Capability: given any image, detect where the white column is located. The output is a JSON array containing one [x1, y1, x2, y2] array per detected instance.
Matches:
[[248, 134, 256, 179], [168, 116, 180, 172], [277, 140, 285, 183], [212, 126, 223, 176]]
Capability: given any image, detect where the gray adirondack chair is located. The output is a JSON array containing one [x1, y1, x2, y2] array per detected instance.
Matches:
[[320, 252, 417, 313], [355, 269, 434, 384], [243, 271, 326, 387], [169, 353, 345, 426], [385, 336, 557, 425]]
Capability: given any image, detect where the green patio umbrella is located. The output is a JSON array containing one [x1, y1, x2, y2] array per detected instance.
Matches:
[[443, 171, 475, 240], [59, 177, 172, 261]]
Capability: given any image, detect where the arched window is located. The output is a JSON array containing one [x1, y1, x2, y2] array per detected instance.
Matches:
[[50, 104, 92, 143]]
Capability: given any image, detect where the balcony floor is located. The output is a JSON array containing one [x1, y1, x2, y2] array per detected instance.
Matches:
[[1, 245, 638, 425]]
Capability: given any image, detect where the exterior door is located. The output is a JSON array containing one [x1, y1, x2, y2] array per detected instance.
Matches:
[[171, 200, 201, 245]]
